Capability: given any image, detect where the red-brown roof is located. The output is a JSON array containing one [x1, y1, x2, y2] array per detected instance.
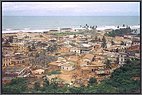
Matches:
[[127, 45, 140, 51]]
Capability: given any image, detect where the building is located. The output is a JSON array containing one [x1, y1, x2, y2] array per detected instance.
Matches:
[[32, 69, 45, 75], [118, 53, 127, 65], [11, 53, 29, 65], [70, 47, 81, 54], [48, 61, 62, 72], [2, 54, 12, 67], [58, 46, 70, 53], [82, 54, 95, 63], [60, 28, 73, 32], [3, 66, 31, 78], [61, 61, 76, 71], [67, 55, 79, 62]]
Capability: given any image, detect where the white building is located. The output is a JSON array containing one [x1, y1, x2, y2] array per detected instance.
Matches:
[[118, 53, 127, 65], [61, 62, 75, 71], [70, 47, 81, 54]]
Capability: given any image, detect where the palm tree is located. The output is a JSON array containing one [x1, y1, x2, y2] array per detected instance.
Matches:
[[105, 59, 111, 69], [101, 36, 107, 48]]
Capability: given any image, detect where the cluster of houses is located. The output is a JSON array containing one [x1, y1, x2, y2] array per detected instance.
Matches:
[[2, 26, 140, 87]]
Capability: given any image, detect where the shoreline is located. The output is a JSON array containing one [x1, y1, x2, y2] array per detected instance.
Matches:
[[2, 25, 140, 33]]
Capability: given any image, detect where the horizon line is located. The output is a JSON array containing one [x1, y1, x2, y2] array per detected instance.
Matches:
[[2, 15, 140, 16]]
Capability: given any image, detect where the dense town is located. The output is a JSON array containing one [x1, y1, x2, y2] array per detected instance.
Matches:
[[2, 25, 140, 93]]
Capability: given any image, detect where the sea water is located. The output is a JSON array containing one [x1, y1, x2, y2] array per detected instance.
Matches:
[[2, 16, 140, 33]]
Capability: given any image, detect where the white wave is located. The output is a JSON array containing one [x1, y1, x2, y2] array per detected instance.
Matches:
[[130, 25, 140, 29], [96, 25, 140, 30], [96, 26, 118, 30], [2, 29, 50, 33]]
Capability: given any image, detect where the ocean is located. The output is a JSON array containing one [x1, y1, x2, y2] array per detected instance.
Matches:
[[2, 16, 140, 32]]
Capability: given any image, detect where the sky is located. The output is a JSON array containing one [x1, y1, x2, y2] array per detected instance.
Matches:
[[2, 2, 140, 16]]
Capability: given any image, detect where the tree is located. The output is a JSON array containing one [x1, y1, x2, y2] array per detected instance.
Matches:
[[116, 48, 119, 52], [101, 36, 107, 48], [88, 77, 97, 86], [27, 46, 32, 51], [120, 41, 125, 45], [43, 79, 50, 87], [111, 40, 115, 45], [95, 36, 98, 41], [34, 81, 40, 91], [98, 38, 101, 42], [2, 78, 28, 93], [122, 24, 125, 27], [105, 59, 111, 69], [31, 43, 36, 49], [8, 36, 13, 43]]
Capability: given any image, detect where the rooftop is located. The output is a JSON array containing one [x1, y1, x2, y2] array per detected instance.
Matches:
[[83, 54, 94, 60]]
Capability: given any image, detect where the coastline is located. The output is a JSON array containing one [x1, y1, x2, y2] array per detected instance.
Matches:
[[2, 25, 140, 33]]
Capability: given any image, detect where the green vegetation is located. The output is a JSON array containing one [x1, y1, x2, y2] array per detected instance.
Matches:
[[51, 31, 84, 36], [104, 59, 111, 69], [48, 70, 61, 75], [2, 78, 28, 93], [105, 27, 132, 37], [106, 58, 140, 93], [101, 36, 107, 48], [88, 77, 97, 86], [46, 43, 58, 52], [2, 58, 140, 93]]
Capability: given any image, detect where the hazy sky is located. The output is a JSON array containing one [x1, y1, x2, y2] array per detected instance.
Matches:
[[2, 2, 140, 16]]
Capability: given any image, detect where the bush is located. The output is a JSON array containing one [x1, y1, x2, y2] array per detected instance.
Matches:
[[2, 78, 28, 93], [48, 70, 61, 75]]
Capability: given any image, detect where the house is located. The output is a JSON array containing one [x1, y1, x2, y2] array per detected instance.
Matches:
[[79, 61, 88, 67], [81, 43, 92, 48], [48, 29, 59, 33], [58, 46, 70, 53], [132, 40, 140, 46], [123, 39, 132, 47], [118, 53, 127, 65], [135, 53, 140, 59], [2, 45, 16, 54], [48, 61, 62, 72], [10, 43, 29, 53], [82, 54, 95, 63], [57, 73, 74, 85], [67, 55, 79, 62], [60, 28, 73, 32], [80, 47, 92, 54], [70, 47, 81, 54], [106, 45, 125, 52], [48, 57, 66, 71], [115, 36, 124, 41], [93, 43, 102, 51], [3, 66, 31, 78], [127, 45, 140, 52], [32, 69, 45, 75], [80, 60, 107, 75], [2, 54, 13, 67], [61, 61, 76, 71], [81, 66, 91, 74], [88, 61, 106, 72], [106, 42, 112, 48], [11, 53, 29, 65], [56, 57, 67, 62]]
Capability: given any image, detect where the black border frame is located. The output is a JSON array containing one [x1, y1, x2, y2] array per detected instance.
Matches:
[[0, 0, 141, 94]]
